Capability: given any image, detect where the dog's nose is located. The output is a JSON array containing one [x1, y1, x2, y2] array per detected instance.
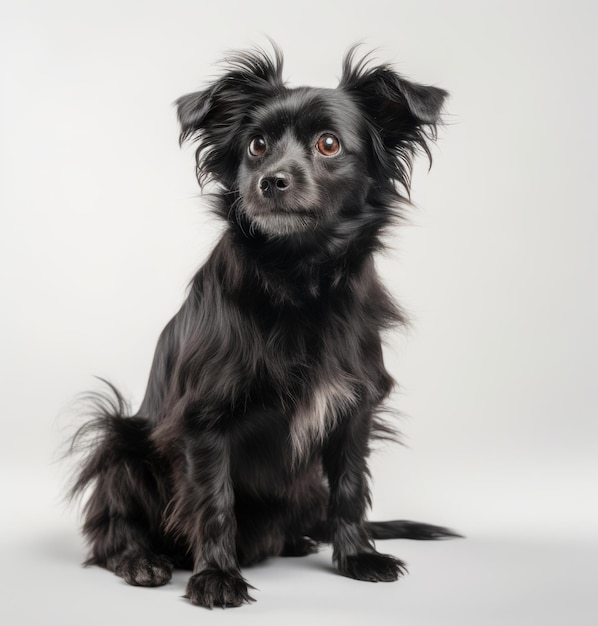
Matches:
[[259, 172, 291, 197]]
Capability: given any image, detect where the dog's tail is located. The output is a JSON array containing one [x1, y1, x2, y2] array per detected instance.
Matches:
[[67, 380, 155, 502], [70, 382, 132, 495], [308, 520, 463, 543], [308, 520, 462, 543], [366, 520, 463, 540], [67, 381, 167, 566]]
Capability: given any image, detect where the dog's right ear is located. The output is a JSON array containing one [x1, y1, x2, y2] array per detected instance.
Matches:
[[176, 46, 285, 146], [340, 48, 448, 150], [176, 89, 213, 145], [175, 46, 284, 188]]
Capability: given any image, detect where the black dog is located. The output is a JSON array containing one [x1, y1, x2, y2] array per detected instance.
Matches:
[[71, 45, 456, 608]]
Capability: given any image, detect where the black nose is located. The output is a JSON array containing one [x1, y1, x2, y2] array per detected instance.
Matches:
[[259, 172, 291, 197]]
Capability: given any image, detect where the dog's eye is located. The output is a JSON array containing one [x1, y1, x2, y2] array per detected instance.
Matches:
[[248, 136, 268, 157], [316, 133, 340, 157]]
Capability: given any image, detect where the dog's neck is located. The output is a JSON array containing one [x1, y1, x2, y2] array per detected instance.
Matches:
[[192, 226, 377, 311]]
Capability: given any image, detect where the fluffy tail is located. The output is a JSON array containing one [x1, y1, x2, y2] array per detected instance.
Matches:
[[68, 381, 168, 567], [366, 520, 463, 540], [308, 519, 462, 543], [68, 381, 151, 500]]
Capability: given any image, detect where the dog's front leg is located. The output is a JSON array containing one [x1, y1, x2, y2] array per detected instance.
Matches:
[[323, 409, 407, 582], [175, 431, 253, 608]]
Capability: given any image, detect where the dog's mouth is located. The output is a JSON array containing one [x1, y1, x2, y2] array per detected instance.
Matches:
[[262, 205, 316, 218], [241, 200, 319, 236]]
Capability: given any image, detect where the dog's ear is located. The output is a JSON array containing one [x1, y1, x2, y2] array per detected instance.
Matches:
[[340, 49, 447, 196], [340, 49, 447, 147], [176, 46, 284, 145], [176, 89, 213, 144], [175, 46, 285, 187]]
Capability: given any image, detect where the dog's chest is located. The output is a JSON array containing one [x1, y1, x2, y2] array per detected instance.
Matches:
[[230, 338, 362, 485], [224, 253, 390, 462], [287, 355, 359, 461], [251, 300, 368, 461]]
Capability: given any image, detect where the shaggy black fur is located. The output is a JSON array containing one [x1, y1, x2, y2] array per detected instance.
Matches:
[[70, 45, 458, 609]]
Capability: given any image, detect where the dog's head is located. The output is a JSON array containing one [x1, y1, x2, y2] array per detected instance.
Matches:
[[177, 46, 447, 240]]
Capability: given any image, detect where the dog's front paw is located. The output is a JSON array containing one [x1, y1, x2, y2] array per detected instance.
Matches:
[[185, 569, 254, 608], [338, 552, 407, 582], [113, 553, 173, 587]]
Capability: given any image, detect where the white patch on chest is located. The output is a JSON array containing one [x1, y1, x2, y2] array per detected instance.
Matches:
[[289, 367, 359, 462]]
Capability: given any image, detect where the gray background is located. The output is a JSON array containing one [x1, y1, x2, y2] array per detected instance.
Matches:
[[1, 0, 596, 623]]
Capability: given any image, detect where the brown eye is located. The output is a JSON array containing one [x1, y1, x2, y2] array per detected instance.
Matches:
[[316, 133, 340, 156], [248, 136, 267, 156]]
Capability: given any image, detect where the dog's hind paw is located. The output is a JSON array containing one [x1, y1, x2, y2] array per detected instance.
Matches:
[[113, 553, 173, 587], [185, 569, 255, 608], [339, 552, 407, 582], [281, 536, 319, 557]]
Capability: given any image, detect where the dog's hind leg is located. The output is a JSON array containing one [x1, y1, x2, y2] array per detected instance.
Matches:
[[280, 470, 328, 558], [71, 390, 173, 587]]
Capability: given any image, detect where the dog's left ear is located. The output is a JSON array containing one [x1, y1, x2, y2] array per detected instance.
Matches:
[[340, 51, 448, 147]]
